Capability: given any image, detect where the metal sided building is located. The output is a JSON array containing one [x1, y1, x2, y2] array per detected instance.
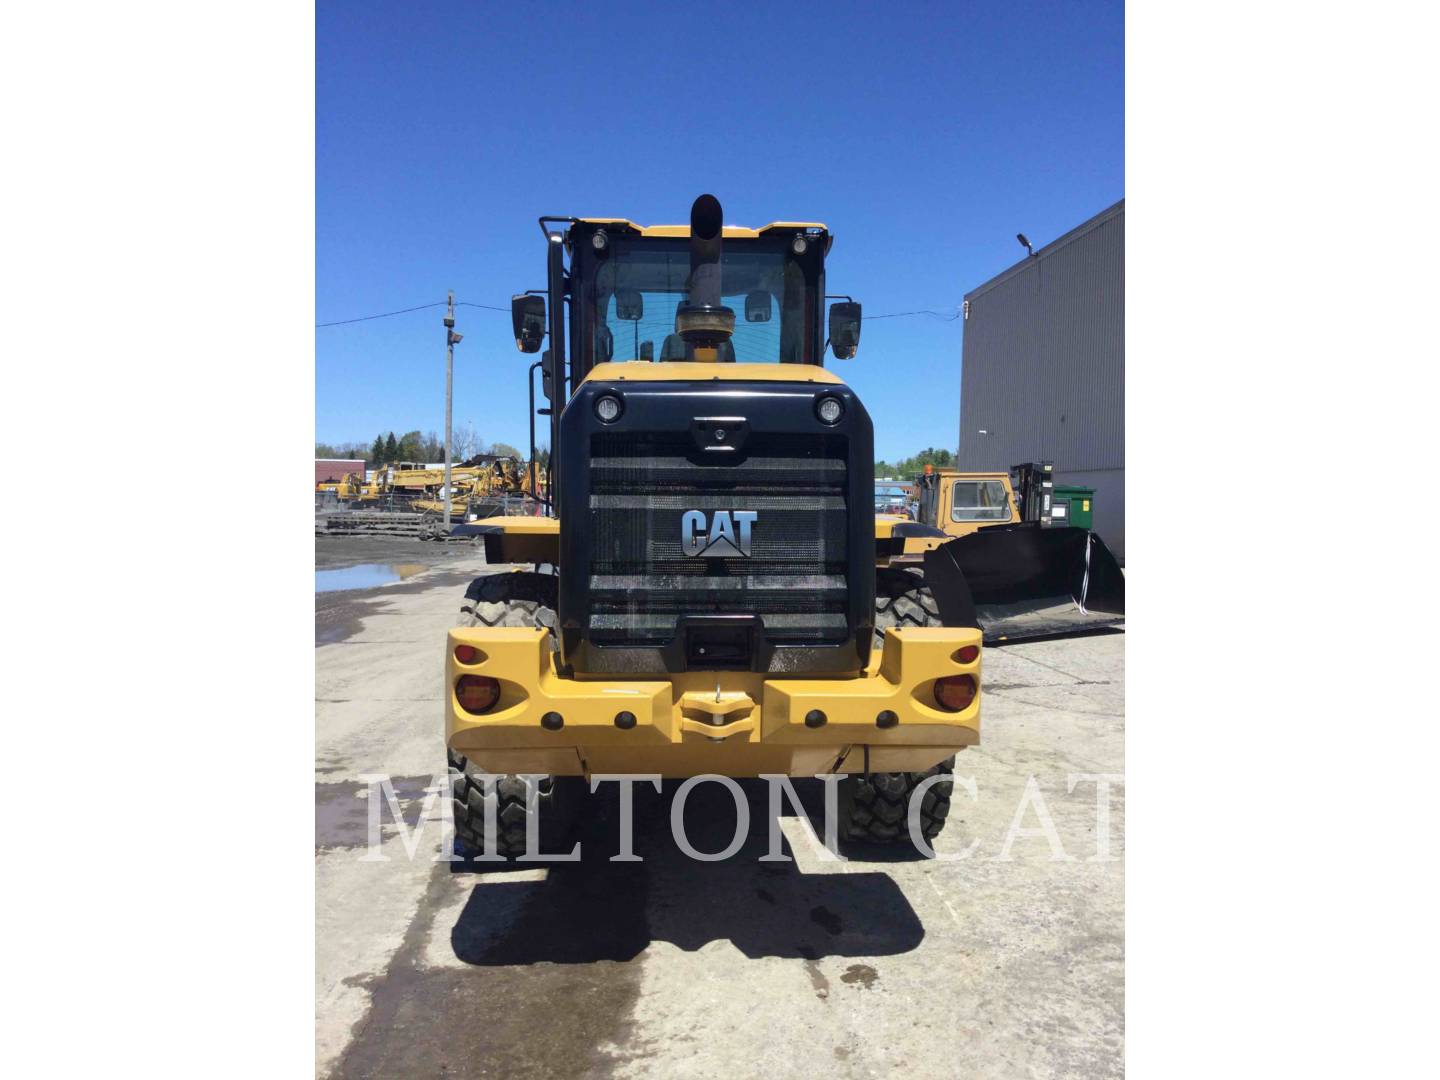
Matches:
[[958, 199, 1125, 560]]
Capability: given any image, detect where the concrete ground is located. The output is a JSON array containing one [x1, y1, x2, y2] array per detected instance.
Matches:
[[315, 537, 1124, 1078]]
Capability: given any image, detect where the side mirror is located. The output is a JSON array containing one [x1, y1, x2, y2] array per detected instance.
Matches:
[[828, 301, 862, 359], [639, 340, 654, 362], [541, 349, 554, 400], [744, 291, 772, 323], [615, 288, 644, 321], [511, 294, 546, 353], [595, 325, 614, 364]]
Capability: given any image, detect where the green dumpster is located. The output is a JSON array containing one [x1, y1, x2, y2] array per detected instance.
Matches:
[[1052, 484, 1095, 530]]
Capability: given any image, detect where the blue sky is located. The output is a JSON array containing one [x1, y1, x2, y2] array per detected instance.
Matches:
[[316, 1, 1123, 463]]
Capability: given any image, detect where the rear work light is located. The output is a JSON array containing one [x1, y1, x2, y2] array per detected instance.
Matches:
[[453, 644, 480, 665], [455, 674, 500, 715], [935, 674, 977, 712], [955, 644, 979, 664]]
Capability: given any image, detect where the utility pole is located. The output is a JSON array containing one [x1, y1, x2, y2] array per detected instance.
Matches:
[[443, 292, 462, 528]]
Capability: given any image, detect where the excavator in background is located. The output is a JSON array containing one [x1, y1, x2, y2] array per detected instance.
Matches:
[[317, 455, 536, 518], [315, 470, 386, 502], [876, 461, 1125, 643], [409, 455, 532, 520]]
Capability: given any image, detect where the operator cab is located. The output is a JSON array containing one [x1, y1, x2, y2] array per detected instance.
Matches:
[[510, 196, 863, 393], [510, 196, 865, 510], [574, 215, 829, 370]]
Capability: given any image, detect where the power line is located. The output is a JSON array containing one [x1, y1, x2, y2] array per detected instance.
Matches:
[[864, 308, 962, 322], [315, 301, 447, 328], [317, 298, 960, 328]]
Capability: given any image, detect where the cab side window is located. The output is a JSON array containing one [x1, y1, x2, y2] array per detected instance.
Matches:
[[951, 480, 1010, 522]]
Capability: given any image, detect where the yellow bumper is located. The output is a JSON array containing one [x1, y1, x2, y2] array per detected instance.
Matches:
[[445, 626, 980, 777]]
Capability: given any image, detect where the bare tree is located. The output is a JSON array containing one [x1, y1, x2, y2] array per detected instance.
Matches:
[[451, 422, 481, 461]]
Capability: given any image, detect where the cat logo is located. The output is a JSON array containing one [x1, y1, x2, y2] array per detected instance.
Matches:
[[681, 510, 757, 557]]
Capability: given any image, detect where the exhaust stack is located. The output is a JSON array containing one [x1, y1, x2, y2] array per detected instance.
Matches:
[[676, 194, 735, 349]]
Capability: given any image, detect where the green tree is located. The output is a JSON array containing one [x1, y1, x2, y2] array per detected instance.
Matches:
[[316, 443, 338, 458], [490, 441, 522, 460], [910, 448, 944, 472], [877, 447, 960, 479], [414, 434, 430, 462], [396, 430, 423, 463], [384, 432, 397, 464], [371, 434, 384, 466]]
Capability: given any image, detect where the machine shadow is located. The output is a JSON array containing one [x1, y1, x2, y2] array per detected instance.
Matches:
[[448, 778, 928, 965]]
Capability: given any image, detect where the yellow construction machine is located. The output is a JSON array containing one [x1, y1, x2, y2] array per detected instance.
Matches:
[[444, 195, 984, 858], [318, 455, 535, 517], [875, 462, 1124, 641], [315, 470, 386, 502], [407, 455, 532, 519]]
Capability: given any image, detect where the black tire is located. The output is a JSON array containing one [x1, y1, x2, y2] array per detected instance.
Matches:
[[457, 569, 557, 631], [448, 749, 583, 859], [839, 757, 955, 846], [874, 566, 941, 646], [450, 570, 577, 859]]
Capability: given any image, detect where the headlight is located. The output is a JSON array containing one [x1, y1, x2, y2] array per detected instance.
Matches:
[[816, 395, 843, 424], [595, 394, 623, 423]]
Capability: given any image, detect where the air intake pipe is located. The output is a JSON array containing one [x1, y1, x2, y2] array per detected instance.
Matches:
[[675, 194, 735, 349]]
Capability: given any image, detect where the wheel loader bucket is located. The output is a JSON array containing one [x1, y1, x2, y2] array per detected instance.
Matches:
[[923, 525, 1125, 644]]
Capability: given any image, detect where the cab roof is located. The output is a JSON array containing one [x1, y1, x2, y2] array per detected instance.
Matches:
[[577, 217, 829, 240]]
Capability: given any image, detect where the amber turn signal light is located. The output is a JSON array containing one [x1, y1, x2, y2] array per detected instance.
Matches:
[[934, 674, 977, 712], [456, 674, 500, 714]]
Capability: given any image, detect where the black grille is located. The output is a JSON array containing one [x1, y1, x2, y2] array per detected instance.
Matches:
[[587, 432, 849, 645]]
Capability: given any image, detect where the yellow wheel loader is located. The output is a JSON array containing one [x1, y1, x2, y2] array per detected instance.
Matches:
[[444, 195, 983, 857], [875, 462, 1125, 642]]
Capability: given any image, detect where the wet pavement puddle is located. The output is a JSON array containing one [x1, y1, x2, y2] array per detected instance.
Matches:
[[315, 563, 428, 593]]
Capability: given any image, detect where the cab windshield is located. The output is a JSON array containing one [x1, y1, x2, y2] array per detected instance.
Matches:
[[583, 235, 819, 365]]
